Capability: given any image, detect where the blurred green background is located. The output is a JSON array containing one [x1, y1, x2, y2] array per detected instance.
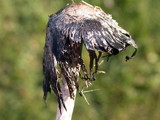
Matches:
[[0, 0, 160, 120]]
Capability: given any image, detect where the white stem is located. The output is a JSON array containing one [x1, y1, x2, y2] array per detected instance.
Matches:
[[56, 78, 76, 120]]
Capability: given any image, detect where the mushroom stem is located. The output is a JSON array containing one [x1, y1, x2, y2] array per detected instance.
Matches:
[[56, 77, 76, 120]]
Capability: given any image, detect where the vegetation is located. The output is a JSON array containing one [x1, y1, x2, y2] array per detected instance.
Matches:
[[0, 0, 160, 120]]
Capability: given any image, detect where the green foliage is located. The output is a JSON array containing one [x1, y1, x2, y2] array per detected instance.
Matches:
[[0, 0, 160, 120]]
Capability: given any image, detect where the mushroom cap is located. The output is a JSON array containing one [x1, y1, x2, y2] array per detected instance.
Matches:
[[43, 3, 138, 110]]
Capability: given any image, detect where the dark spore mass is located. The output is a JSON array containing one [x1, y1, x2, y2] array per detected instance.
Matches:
[[42, 3, 138, 110]]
